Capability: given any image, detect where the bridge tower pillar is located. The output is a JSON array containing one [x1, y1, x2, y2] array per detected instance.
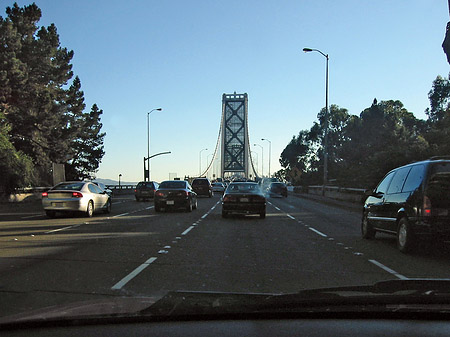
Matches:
[[220, 92, 256, 180]]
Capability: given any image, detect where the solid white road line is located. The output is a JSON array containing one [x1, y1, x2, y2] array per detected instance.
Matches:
[[113, 212, 129, 217], [21, 214, 44, 219], [45, 224, 80, 234], [369, 259, 408, 280], [111, 257, 157, 290]]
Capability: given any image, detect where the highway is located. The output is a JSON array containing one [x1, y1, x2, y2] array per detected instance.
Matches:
[[1, 193, 450, 317]]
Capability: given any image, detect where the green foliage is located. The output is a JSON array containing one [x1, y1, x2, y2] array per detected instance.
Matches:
[[0, 3, 106, 193]]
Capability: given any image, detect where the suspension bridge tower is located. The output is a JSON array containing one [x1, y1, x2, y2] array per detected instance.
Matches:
[[220, 92, 257, 180]]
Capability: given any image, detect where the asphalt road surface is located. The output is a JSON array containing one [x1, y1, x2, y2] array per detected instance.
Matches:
[[1, 193, 450, 317]]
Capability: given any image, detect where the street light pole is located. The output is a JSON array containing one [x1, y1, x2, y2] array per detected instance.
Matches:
[[261, 138, 271, 177], [118, 174, 122, 188], [147, 108, 162, 181], [253, 144, 264, 177], [303, 47, 329, 194], [199, 148, 207, 177]]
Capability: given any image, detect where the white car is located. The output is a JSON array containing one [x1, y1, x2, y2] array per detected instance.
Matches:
[[42, 181, 112, 218], [212, 182, 226, 193]]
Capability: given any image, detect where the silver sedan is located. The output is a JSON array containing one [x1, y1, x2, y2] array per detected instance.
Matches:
[[42, 181, 111, 218]]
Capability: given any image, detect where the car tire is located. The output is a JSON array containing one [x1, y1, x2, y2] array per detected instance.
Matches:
[[397, 217, 415, 253], [86, 201, 94, 217], [222, 210, 228, 218], [260, 212, 266, 219], [45, 210, 56, 218], [104, 199, 111, 214], [193, 198, 198, 210], [361, 214, 376, 239], [186, 199, 193, 212], [209, 191, 212, 198]]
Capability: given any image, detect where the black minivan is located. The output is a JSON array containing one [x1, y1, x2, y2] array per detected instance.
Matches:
[[362, 157, 450, 253]]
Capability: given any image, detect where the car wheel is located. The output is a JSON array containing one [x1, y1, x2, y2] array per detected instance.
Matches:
[[86, 201, 94, 217], [260, 212, 266, 219], [193, 198, 198, 210], [361, 213, 376, 239], [222, 210, 228, 218], [209, 191, 212, 198], [104, 199, 111, 214], [45, 210, 56, 218], [186, 199, 193, 212], [397, 217, 415, 253]]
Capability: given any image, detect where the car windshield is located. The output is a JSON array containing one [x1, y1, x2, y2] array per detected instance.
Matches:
[[1, 0, 450, 326], [159, 181, 186, 189]]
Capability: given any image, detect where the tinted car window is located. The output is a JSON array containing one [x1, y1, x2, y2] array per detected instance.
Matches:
[[53, 182, 84, 191], [192, 179, 209, 186], [159, 181, 186, 189], [402, 165, 425, 193], [375, 171, 395, 195], [387, 167, 410, 194]]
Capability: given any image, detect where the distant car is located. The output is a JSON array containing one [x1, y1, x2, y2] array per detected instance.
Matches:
[[212, 182, 226, 193], [191, 178, 213, 197], [222, 182, 266, 219], [154, 180, 197, 212], [42, 181, 111, 218], [362, 157, 450, 253], [93, 181, 113, 197], [135, 181, 159, 201], [267, 182, 288, 197]]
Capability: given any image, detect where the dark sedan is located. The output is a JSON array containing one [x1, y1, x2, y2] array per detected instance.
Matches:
[[154, 180, 197, 212], [222, 182, 266, 219], [267, 182, 288, 197]]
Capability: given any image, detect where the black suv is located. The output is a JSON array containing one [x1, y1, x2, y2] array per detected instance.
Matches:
[[135, 181, 159, 201], [191, 178, 213, 197], [362, 157, 450, 253]]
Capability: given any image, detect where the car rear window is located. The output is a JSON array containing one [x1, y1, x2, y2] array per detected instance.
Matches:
[[227, 183, 260, 193], [159, 181, 186, 189], [426, 162, 450, 207], [53, 182, 84, 191], [193, 179, 208, 186]]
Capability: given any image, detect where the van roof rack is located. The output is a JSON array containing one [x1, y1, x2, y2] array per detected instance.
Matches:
[[429, 156, 450, 160]]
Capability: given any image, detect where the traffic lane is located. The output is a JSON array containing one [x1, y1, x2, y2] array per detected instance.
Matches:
[[268, 196, 450, 281], [117, 201, 397, 297], [0, 196, 220, 317]]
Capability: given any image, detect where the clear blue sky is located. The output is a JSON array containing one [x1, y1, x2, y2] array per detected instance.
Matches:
[[10, 0, 450, 183]]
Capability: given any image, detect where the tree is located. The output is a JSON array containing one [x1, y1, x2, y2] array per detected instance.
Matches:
[[0, 3, 74, 184], [425, 75, 450, 155], [65, 104, 106, 180]]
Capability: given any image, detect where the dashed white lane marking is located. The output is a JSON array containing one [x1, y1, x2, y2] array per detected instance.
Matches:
[[114, 212, 129, 217], [286, 214, 295, 220], [201, 214, 208, 219], [111, 257, 157, 290], [369, 259, 408, 280], [45, 224, 80, 234], [146, 206, 154, 210], [308, 227, 328, 237], [21, 214, 44, 219], [181, 226, 195, 236], [274, 206, 281, 211]]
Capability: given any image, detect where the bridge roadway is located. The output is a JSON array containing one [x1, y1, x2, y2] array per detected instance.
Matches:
[[1, 194, 450, 317]]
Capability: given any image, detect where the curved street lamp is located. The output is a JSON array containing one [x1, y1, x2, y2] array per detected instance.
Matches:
[[146, 108, 163, 181], [261, 138, 271, 177], [303, 47, 329, 193]]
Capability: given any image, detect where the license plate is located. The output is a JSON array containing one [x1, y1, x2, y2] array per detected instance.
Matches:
[[166, 200, 175, 205], [52, 202, 64, 207], [240, 198, 249, 202]]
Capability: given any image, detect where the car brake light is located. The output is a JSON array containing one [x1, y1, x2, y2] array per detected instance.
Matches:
[[223, 195, 236, 202], [155, 191, 164, 197], [42, 192, 48, 197], [423, 196, 432, 216], [72, 192, 83, 198]]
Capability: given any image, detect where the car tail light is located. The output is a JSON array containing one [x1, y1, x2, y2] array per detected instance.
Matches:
[[423, 196, 432, 216], [134, 189, 137, 192], [42, 192, 48, 198], [155, 191, 164, 197], [223, 195, 236, 202], [72, 192, 83, 198]]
